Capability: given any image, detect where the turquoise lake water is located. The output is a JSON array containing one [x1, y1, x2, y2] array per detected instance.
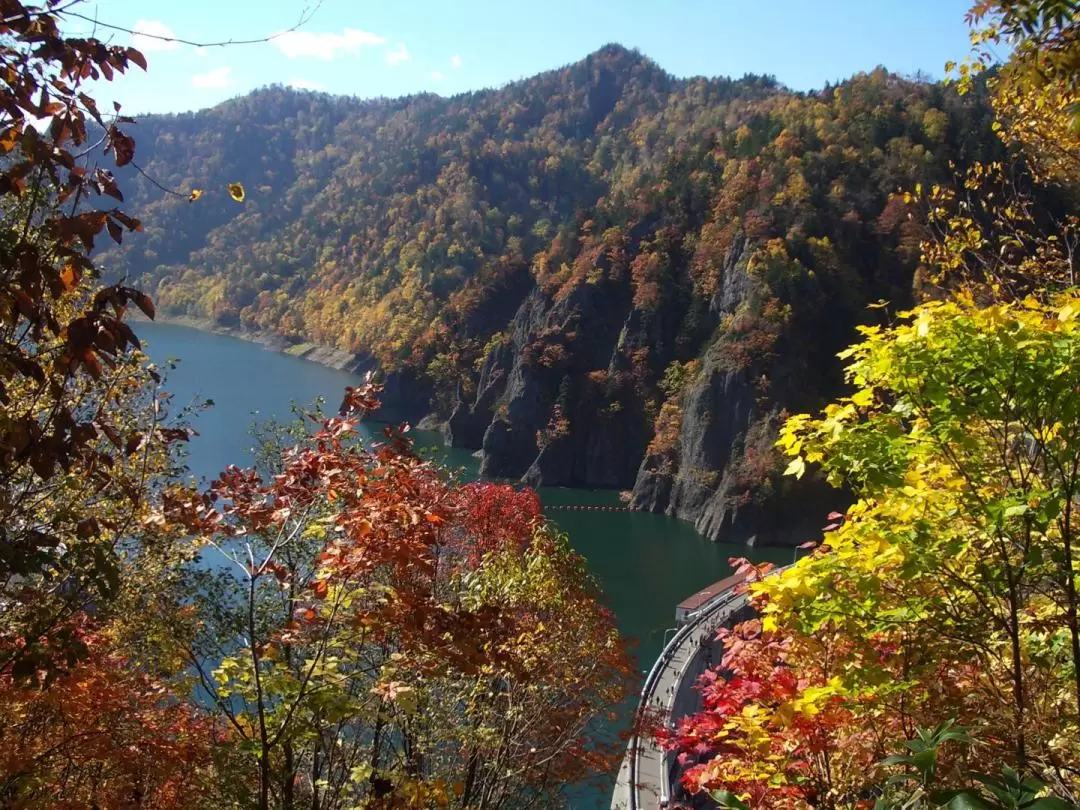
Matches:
[[137, 320, 792, 806]]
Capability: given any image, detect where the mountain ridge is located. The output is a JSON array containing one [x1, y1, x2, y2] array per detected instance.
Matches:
[[100, 45, 998, 544]]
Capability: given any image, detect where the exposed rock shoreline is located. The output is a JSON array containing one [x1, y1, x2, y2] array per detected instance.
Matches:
[[136, 313, 360, 371], [135, 311, 835, 547]]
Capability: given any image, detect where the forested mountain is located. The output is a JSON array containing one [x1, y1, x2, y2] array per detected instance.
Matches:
[[101, 44, 997, 543]]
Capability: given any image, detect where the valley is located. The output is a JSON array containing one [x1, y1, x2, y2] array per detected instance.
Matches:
[[101, 45, 996, 544]]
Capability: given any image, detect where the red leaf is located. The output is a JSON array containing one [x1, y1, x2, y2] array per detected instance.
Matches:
[[79, 350, 102, 380], [108, 209, 142, 232], [127, 47, 148, 71], [132, 291, 155, 320], [60, 264, 80, 291], [107, 125, 135, 167]]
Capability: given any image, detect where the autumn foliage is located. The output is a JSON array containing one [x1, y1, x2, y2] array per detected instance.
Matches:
[[0, 620, 220, 809], [150, 381, 632, 810], [661, 5, 1080, 809], [88, 36, 1007, 520], [453, 481, 542, 563], [660, 615, 865, 808], [0, 3, 632, 809], [7, 0, 1080, 808]]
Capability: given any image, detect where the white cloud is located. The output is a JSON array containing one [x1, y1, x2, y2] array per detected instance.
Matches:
[[192, 66, 233, 89], [450, 54, 462, 69], [194, 46, 210, 58], [384, 42, 409, 66], [430, 70, 446, 82], [132, 19, 180, 52], [274, 28, 385, 60], [288, 78, 325, 91]]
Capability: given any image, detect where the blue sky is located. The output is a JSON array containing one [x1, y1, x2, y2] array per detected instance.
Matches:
[[68, 0, 980, 115]]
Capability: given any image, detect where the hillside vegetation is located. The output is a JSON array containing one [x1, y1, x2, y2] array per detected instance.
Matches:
[[3, 1, 1080, 807], [102, 45, 997, 542]]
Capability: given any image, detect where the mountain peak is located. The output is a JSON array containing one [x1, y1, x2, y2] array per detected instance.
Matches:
[[589, 42, 638, 59], [584, 43, 661, 73]]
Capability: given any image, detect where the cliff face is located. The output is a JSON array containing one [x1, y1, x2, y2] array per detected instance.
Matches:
[[477, 271, 641, 488], [103, 47, 997, 545], [451, 233, 836, 544], [627, 242, 836, 544], [442, 224, 869, 544], [631, 240, 760, 534]]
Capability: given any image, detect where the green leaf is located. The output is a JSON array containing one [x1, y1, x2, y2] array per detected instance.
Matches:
[[1024, 799, 1074, 810], [708, 790, 750, 810], [911, 748, 937, 777], [935, 790, 995, 810], [886, 772, 920, 786], [883, 754, 915, 767]]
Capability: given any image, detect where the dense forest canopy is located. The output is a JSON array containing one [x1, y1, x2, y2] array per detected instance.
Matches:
[[99, 46, 1001, 540], [663, 2, 1080, 808], [0, 0, 1078, 808], [105, 46, 984, 364], [0, 4, 633, 808]]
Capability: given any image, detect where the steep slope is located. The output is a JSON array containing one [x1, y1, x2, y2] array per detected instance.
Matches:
[[101, 46, 998, 544]]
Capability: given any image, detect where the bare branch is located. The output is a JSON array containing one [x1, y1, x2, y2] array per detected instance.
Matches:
[[60, 2, 324, 50]]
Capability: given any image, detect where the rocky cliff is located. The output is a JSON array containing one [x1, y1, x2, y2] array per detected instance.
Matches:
[[103, 47, 997, 544], [445, 232, 844, 544]]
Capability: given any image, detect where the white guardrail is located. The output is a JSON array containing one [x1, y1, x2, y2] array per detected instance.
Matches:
[[623, 565, 793, 810]]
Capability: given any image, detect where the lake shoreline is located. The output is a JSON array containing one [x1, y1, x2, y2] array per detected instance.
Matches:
[[134, 317, 786, 549], [132, 312, 362, 372]]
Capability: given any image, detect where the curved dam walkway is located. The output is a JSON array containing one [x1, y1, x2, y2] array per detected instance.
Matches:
[[611, 568, 785, 809]]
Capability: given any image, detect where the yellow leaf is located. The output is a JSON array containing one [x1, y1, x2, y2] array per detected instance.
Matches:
[[0, 126, 20, 153], [227, 182, 245, 202], [188, 189, 203, 202], [916, 311, 931, 337], [784, 457, 806, 479], [1059, 304, 1076, 322], [850, 387, 874, 407]]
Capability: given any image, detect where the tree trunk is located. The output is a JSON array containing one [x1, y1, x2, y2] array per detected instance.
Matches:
[[1059, 498, 1080, 716]]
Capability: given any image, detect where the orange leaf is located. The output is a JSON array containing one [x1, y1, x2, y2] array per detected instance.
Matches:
[[60, 264, 79, 291], [0, 126, 19, 153], [82, 349, 102, 380]]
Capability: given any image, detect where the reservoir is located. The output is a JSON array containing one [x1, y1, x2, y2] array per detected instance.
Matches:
[[137, 320, 792, 806]]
